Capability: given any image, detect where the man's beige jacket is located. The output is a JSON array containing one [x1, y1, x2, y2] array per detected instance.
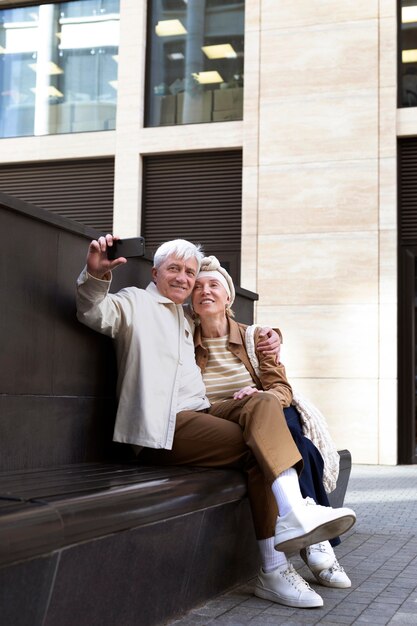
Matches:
[[76, 267, 191, 449]]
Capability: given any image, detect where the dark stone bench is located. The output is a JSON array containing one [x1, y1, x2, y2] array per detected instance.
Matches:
[[0, 464, 259, 626], [0, 453, 351, 626], [327, 449, 352, 509], [0, 192, 352, 626]]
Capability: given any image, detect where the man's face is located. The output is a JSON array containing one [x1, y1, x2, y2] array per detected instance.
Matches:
[[152, 254, 198, 304]]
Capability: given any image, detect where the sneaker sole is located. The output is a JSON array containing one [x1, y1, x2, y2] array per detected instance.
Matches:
[[274, 513, 356, 555], [254, 586, 323, 608]]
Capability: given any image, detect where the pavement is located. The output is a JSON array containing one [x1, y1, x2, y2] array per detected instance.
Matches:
[[168, 464, 417, 625]]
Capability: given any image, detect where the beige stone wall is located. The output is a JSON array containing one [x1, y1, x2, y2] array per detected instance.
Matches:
[[244, 0, 398, 464]]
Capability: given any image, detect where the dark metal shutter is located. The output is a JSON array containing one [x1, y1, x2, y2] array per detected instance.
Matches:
[[142, 150, 242, 281], [399, 138, 417, 245], [0, 158, 114, 232], [398, 137, 417, 464]]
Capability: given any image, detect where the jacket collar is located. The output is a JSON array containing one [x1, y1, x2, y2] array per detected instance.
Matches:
[[228, 317, 244, 346], [146, 281, 182, 306]]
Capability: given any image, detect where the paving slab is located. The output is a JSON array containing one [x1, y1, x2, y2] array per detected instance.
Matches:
[[167, 464, 417, 626]]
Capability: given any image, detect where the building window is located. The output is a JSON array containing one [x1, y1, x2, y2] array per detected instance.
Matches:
[[145, 0, 244, 127], [399, 0, 417, 107], [0, 0, 120, 138]]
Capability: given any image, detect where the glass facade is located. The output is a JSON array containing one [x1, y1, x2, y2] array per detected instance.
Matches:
[[399, 0, 417, 107], [145, 0, 244, 127], [0, 0, 120, 138]]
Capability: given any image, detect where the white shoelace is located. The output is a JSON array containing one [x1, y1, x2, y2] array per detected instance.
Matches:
[[283, 563, 314, 591], [320, 559, 346, 578], [308, 542, 330, 556]]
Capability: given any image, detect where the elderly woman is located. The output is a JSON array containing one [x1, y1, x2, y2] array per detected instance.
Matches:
[[192, 256, 351, 606]]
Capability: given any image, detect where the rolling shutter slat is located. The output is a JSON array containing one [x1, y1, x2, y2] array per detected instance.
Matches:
[[142, 151, 242, 280], [398, 137, 417, 463], [0, 159, 114, 232], [399, 139, 417, 246]]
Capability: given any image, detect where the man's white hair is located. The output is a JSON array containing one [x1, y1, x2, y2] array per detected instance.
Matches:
[[153, 239, 204, 271]]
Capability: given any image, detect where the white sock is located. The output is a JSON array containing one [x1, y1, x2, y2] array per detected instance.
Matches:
[[271, 468, 304, 517], [258, 537, 288, 573]]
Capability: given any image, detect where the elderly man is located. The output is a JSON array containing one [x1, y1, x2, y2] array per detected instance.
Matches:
[[76, 235, 356, 609]]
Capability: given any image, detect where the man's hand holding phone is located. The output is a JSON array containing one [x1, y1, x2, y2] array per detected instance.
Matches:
[[87, 234, 127, 280]]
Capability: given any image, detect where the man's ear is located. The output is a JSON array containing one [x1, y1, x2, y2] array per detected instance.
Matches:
[[151, 267, 157, 282]]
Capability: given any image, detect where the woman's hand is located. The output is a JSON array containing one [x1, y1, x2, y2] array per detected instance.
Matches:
[[233, 386, 262, 400], [87, 234, 127, 280], [256, 327, 281, 363]]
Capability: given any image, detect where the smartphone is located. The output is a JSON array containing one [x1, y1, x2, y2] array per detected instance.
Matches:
[[107, 237, 145, 260]]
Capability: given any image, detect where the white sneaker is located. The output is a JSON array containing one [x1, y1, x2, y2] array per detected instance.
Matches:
[[255, 563, 323, 608], [309, 559, 352, 589], [300, 541, 335, 571], [274, 497, 356, 554], [300, 541, 352, 589]]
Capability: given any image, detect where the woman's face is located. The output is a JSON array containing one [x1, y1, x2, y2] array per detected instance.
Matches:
[[192, 275, 230, 318]]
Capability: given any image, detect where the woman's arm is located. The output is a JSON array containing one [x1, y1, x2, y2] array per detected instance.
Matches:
[[254, 329, 292, 407]]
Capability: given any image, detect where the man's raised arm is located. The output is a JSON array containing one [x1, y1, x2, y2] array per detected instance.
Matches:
[[76, 234, 129, 338]]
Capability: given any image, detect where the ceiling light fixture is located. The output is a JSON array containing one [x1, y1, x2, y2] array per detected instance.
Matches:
[[402, 48, 417, 63], [29, 61, 64, 75], [155, 19, 187, 37], [30, 86, 63, 97], [59, 20, 119, 49], [202, 43, 237, 59], [168, 52, 184, 60], [402, 6, 417, 23], [192, 70, 224, 84]]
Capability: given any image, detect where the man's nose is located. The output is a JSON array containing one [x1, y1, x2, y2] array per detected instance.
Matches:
[[176, 271, 187, 283]]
